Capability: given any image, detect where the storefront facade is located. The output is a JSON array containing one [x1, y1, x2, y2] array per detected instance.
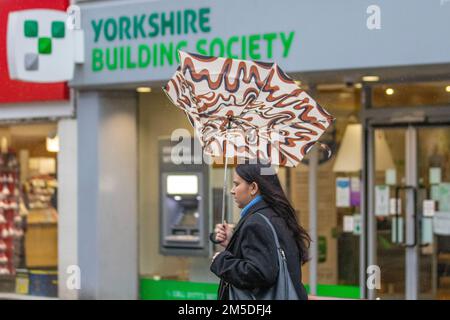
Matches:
[[0, 0, 79, 299], [68, 0, 450, 300]]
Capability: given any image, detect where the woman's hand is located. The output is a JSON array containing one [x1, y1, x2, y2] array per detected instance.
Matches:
[[214, 220, 234, 248]]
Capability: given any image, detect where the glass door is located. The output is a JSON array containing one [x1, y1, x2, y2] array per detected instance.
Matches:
[[368, 125, 450, 299], [417, 127, 450, 299]]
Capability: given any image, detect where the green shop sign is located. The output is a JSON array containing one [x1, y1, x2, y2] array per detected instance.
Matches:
[[89, 7, 296, 72], [140, 278, 218, 300], [139, 278, 360, 300], [72, 0, 450, 87]]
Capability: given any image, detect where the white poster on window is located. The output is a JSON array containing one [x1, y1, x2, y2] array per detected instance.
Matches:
[[438, 183, 450, 212], [375, 185, 390, 216], [336, 177, 350, 208], [433, 212, 450, 236], [343, 215, 354, 233], [429, 167, 441, 185], [385, 169, 397, 186], [423, 200, 436, 217], [431, 185, 440, 201]]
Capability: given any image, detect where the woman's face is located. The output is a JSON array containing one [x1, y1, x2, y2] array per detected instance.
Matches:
[[230, 171, 258, 209]]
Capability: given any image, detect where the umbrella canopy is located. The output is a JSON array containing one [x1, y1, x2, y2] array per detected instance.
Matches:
[[163, 51, 334, 167]]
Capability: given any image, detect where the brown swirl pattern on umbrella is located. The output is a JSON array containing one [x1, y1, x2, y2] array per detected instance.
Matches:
[[164, 51, 335, 167]]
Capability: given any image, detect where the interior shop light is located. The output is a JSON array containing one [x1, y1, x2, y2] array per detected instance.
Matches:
[[446, 85, 450, 92], [137, 87, 152, 93], [333, 123, 394, 172], [0, 137, 8, 154], [354, 83, 362, 89], [362, 75, 380, 82], [46, 134, 60, 153], [385, 88, 395, 95]]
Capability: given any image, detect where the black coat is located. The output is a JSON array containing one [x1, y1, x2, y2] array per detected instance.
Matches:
[[210, 199, 308, 300]]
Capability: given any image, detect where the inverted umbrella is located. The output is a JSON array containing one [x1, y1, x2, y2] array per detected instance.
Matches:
[[163, 51, 334, 241]]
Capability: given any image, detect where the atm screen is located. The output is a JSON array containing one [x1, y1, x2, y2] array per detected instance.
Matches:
[[166, 175, 198, 195]]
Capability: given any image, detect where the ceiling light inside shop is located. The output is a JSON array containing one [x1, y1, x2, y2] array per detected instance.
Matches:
[[362, 75, 379, 82], [385, 88, 395, 95], [294, 80, 302, 86], [137, 87, 152, 93], [354, 83, 362, 89], [46, 135, 59, 153], [0, 137, 8, 154], [446, 85, 450, 92], [333, 123, 395, 172]]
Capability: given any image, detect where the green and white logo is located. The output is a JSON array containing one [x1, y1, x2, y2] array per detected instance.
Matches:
[[7, 9, 84, 82]]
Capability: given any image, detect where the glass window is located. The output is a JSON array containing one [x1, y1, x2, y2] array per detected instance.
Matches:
[[372, 81, 450, 108], [292, 84, 362, 298], [0, 123, 58, 298]]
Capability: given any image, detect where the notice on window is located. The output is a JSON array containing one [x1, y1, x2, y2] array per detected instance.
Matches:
[[423, 200, 436, 217], [431, 185, 440, 201], [336, 177, 350, 208], [438, 183, 450, 212], [343, 215, 354, 233], [385, 169, 397, 186], [375, 185, 390, 216], [433, 212, 450, 236], [429, 167, 442, 185]]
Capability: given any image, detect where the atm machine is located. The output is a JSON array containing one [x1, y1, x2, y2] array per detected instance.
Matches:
[[159, 138, 210, 256]]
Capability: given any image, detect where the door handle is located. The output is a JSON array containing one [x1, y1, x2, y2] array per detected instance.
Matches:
[[417, 186, 431, 248], [394, 185, 431, 248], [394, 185, 417, 248]]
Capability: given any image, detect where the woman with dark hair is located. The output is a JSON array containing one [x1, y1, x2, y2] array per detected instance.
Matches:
[[210, 163, 310, 300]]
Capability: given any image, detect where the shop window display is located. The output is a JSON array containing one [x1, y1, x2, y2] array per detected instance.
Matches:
[[0, 151, 22, 277], [0, 124, 58, 297]]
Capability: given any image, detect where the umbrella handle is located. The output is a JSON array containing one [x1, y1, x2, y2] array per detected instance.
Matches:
[[210, 126, 231, 246], [209, 232, 223, 244]]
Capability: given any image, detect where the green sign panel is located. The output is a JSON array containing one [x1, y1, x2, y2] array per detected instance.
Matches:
[[72, 0, 450, 87], [139, 278, 360, 300], [140, 278, 218, 300]]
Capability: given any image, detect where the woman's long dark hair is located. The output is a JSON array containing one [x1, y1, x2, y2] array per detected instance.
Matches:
[[235, 163, 311, 265]]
